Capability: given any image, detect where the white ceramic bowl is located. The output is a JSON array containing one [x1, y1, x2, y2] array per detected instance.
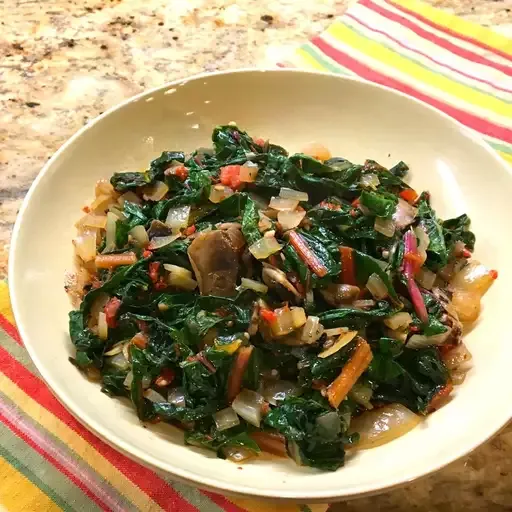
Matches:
[[9, 69, 512, 502]]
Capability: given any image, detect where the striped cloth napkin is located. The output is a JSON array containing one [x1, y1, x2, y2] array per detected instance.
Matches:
[[1, 1, 511, 511]]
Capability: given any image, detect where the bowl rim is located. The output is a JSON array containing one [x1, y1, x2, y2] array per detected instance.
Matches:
[[8, 68, 512, 502]]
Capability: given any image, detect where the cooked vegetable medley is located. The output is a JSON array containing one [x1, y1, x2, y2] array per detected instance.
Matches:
[[68, 125, 497, 471]]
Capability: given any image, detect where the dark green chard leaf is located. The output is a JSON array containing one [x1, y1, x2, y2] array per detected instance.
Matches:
[[442, 214, 475, 253], [241, 196, 261, 247], [416, 197, 448, 270], [359, 190, 397, 218], [318, 301, 395, 329], [185, 429, 260, 457], [101, 369, 129, 397], [130, 345, 158, 421]]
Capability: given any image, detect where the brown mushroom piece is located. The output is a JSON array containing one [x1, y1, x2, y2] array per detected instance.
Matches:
[[262, 264, 301, 301], [187, 227, 245, 297], [320, 283, 360, 307]]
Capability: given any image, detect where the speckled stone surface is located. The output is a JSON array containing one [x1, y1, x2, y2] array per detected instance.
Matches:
[[1, 0, 511, 509]]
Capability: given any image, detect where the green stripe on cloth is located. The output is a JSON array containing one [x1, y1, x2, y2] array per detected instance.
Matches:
[[0, 328, 40, 376]]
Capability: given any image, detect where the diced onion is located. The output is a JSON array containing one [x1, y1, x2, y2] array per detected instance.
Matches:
[[97, 312, 108, 340], [349, 403, 421, 450], [415, 267, 436, 290], [164, 264, 197, 291], [168, 387, 186, 408], [318, 330, 357, 358], [163, 263, 192, 278], [374, 217, 395, 238], [123, 371, 133, 388], [366, 273, 389, 300], [301, 141, 332, 161], [76, 213, 107, 230], [393, 198, 417, 229], [90, 194, 113, 213], [239, 162, 259, 183], [117, 191, 141, 205], [104, 211, 118, 252], [269, 197, 299, 211], [316, 412, 342, 439], [349, 382, 374, 410], [95, 179, 115, 197], [262, 380, 299, 405], [384, 312, 413, 330], [451, 261, 496, 298], [143, 181, 169, 201], [442, 343, 472, 371], [249, 236, 283, 260], [300, 316, 324, 343], [240, 278, 268, 294], [209, 185, 234, 204], [406, 329, 452, 349], [360, 173, 380, 190], [104, 341, 126, 356], [231, 389, 264, 427], [290, 307, 307, 329], [451, 289, 481, 322], [107, 352, 130, 371], [147, 233, 180, 250], [144, 389, 167, 403], [279, 187, 309, 202], [108, 206, 127, 220], [323, 327, 348, 337], [214, 407, 240, 431], [258, 211, 273, 232], [277, 210, 306, 231], [165, 205, 191, 234], [414, 225, 430, 265], [74, 230, 97, 262], [129, 225, 149, 247]]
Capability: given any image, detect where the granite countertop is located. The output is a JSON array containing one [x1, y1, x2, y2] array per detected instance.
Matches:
[[1, 0, 511, 509]]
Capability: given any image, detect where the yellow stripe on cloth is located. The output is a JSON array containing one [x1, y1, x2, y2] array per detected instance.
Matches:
[[326, 21, 512, 120], [0, 282, 15, 325], [391, 0, 512, 57], [230, 498, 328, 512], [0, 456, 61, 512], [0, 378, 164, 512]]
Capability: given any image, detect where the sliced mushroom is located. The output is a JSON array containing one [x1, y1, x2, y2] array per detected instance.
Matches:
[[320, 284, 360, 307], [188, 229, 244, 297], [147, 220, 172, 238], [262, 264, 301, 299]]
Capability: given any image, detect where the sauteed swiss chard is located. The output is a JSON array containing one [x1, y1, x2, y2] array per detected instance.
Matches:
[[67, 125, 497, 470]]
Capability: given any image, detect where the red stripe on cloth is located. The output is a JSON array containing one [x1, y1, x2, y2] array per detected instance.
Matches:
[[0, 346, 200, 512], [387, 0, 512, 64], [0, 314, 23, 346], [311, 36, 512, 144], [360, 0, 512, 77], [0, 411, 113, 512], [201, 490, 247, 512], [344, 12, 512, 95]]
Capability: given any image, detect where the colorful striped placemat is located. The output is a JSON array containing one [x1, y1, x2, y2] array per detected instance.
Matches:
[[280, 0, 512, 165], [2, 1, 511, 510]]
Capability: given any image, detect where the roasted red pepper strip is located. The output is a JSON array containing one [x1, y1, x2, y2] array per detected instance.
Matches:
[[227, 345, 254, 404], [104, 297, 122, 328], [260, 308, 277, 324], [339, 246, 357, 285], [399, 188, 418, 203], [149, 261, 161, 284], [288, 230, 328, 278]]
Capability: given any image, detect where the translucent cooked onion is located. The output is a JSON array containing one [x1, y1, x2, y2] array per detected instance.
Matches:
[[451, 261, 496, 297], [301, 141, 332, 161], [258, 211, 273, 232], [353, 299, 376, 309], [223, 445, 255, 463], [107, 352, 130, 371], [442, 343, 472, 371], [239, 162, 259, 182], [349, 403, 421, 449], [249, 236, 283, 260], [108, 206, 127, 220], [262, 380, 299, 405], [416, 267, 436, 290], [349, 382, 374, 410], [165, 205, 191, 234], [168, 387, 186, 408], [164, 264, 197, 291], [318, 330, 357, 358], [366, 273, 388, 300], [97, 312, 108, 340], [74, 230, 97, 262], [129, 225, 149, 247], [76, 213, 107, 230], [277, 210, 306, 231], [300, 316, 324, 344], [290, 307, 307, 329], [360, 173, 380, 190], [384, 312, 413, 330], [240, 278, 268, 294], [209, 185, 234, 204], [414, 225, 430, 265], [231, 389, 264, 427], [95, 179, 115, 197], [104, 341, 126, 356], [117, 191, 141, 205], [214, 407, 240, 431], [123, 371, 133, 388], [279, 187, 309, 202], [374, 217, 395, 238], [393, 198, 417, 229], [144, 389, 167, 403], [451, 289, 481, 322], [147, 234, 180, 250], [269, 197, 299, 212], [323, 327, 348, 338], [406, 329, 452, 349], [104, 211, 117, 252], [143, 181, 169, 201], [90, 194, 113, 213]]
